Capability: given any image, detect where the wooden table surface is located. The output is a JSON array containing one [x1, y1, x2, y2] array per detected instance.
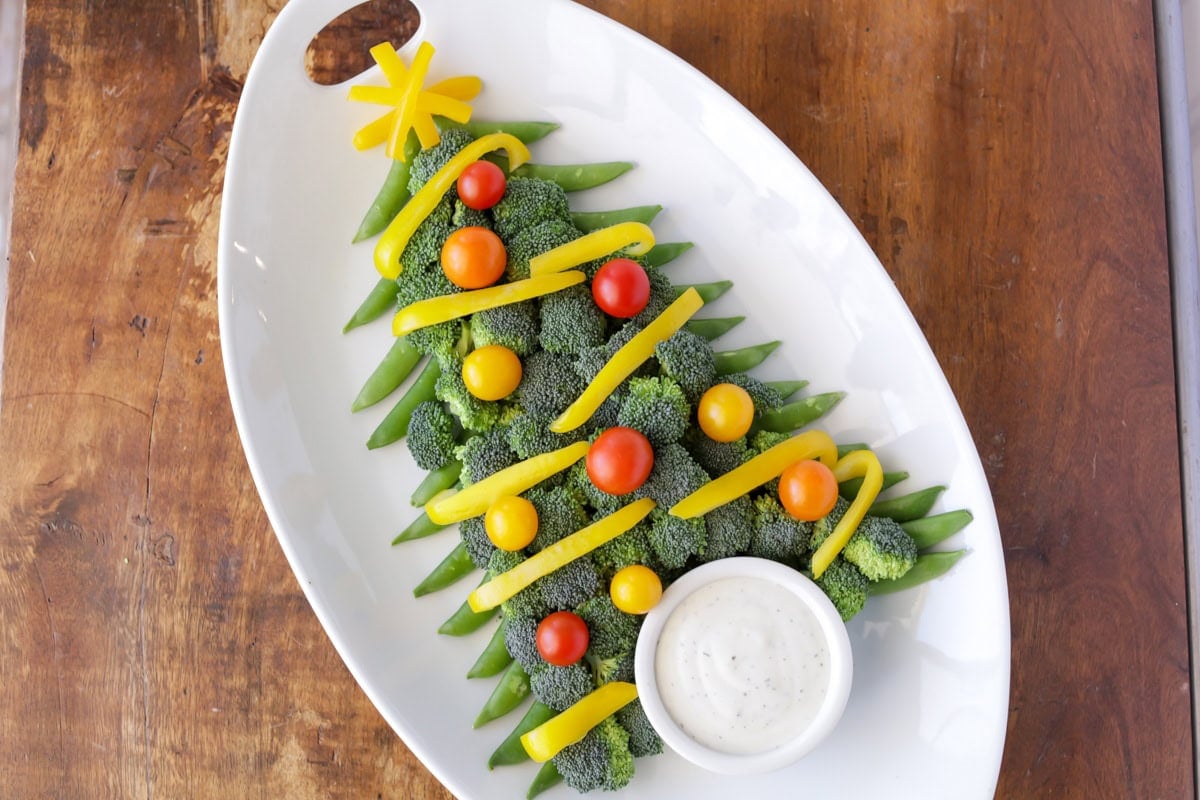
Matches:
[[2, 0, 1191, 797]]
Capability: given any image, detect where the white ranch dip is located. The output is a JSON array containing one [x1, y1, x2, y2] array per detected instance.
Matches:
[[653, 576, 832, 755]]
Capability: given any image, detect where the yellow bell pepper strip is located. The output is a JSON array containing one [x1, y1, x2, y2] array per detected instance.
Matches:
[[551, 288, 704, 433], [528, 222, 656, 277], [811, 449, 884, 578], [520, 682, 639, 762], [426, 75, 483, 101], [469, 499, 656, 612], [426, 442, 590, 526], [670, 430, 839, 519], [393, 271, 585, 336], [374, 132, 532, 278]]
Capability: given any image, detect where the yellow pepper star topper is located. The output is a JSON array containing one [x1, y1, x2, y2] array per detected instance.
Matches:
[[348, 41, 481, 160]]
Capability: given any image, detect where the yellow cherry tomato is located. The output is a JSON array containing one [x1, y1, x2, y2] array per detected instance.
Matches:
[[462, 344, 523, 401], [697, 383, 755, 442], [485, 495, 539, 551], [609, 564, 662, 615]]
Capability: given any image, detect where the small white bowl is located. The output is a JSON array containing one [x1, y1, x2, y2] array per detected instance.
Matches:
[[634, 557, 853, 775]]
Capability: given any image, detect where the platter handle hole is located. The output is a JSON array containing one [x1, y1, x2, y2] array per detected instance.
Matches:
[[305, 0, 421, 86]]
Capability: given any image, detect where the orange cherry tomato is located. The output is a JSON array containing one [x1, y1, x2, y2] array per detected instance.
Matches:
[[586, 427, 654, 496], [778, 460, 839, 521], [457, 160, 507, 210], [609, 565, 662, 615], [696, 383, 755, 442], [536, 611, 590, 666], [462, 344, 523, 401], [485, 495, 539, 551], [440, 226, 506, 289]]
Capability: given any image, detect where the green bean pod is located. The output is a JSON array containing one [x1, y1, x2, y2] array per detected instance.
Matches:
[[713, 340, 781, 375], [642, 241, 693, 267], [511, 161, 634, 191], [489, 701, 557, 768], [391, 512, 447, 545], [413, 542, 476, 597], [438, 118, 561, 144], [869, 486, 947, 523], [411, 461, 464, 506], [527, 761, 563, 799], [467, 620, 513, 679], [902, 509, 974, 550], [474, 660, 531, 728], [351, 130, 420, 243], [343, 277, 400, 333], [674, 280, 733, 304], [840, 470, 909, 500], [867, 550, 967, 595], [366, 358, 442, 449], [684, 316, 745, 342], [570, 205, 662, 233], [752, 392, 846, 433], [439, 589, 499, 636], [351, 337, 423, 412], [765, 379, 809, 400]]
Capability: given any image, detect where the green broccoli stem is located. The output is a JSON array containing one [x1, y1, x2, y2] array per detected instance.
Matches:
[[474, 660, 531, 728], [391, 511, 446, 545], [867, 550, 967, 595], [436, 117, 561, 144], [351, 129, 419, 243], [467, 619, 513, 679], [902, 509, 974, 550], [410, 461, 463, 506], [839, 470, 909, 500], [751, 392, 846, 434], [683, 316, 744, 342], [570, 205, 662, 233], [366, 358, 442, 449], [765, 379, 809, 400], [510, 161, 634, 192], [343, 277, 400, 333], [489, 701, 557, 768], [527, 761, 563, 799], [869, 485, 947, 523], [673, 280, 732, 304], [350, 337, 423, 412], [713, 340, 782, 375], [413, 542, 477, 597], [439, 584, 499, 636], [642, 241, 694, 267]]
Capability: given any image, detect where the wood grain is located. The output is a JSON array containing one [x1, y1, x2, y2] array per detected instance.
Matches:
[[1, 0, 1190, 798]]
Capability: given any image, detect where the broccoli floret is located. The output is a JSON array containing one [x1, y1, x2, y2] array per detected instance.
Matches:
[[530, 662, 594, 712], [576, 595, 640, 660], [721, 372, 784, 414], [591, 650, 635, 686], [490, 177, 572, 242], [435, 366, 505, 432], [526, 485, 590, 551], [452, 199, 491, 230], [645, 509, 706, 570], [539, 285, 607, 355], [816, 557, 869, 621], [616, 700, 663, 758], [407, 128, 476, 194], [842, 514, 919, 581], [503, 614, 543, 672], [552, 716, 635, 793], [398, 195, 456, 270], [505, 218, 581, 281], [627, 264, 676, 328], [592, 526, 656, 578], [506, 411, 586, 460], [810, 495, 851, 550], [747, 429, 791, 494], [655, 329, 717, 403], [488, 550, 551, 619], [536, 557, 602, 611], [749, 494, 812, 563], [517, 350, 585, 417], [405, 401, 458, 470], [566, 459, 625, 518], [455, 429, 518, 486], [616, 376, 691, 447], [685, 428, 750, 477], [636, 442, 710, 509], [469, 301, 540, 356], [459, 515, 495, 570], [699, 495, 753, 562], [394, 256, 465, 361]]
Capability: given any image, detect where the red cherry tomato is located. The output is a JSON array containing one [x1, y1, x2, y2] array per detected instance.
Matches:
[[536, 611, 590, 667], [441, 226, 506, 289], [591, 258, 651, 318], [778, 460, 840, 521], [456, 160, 507, 210], [586, 427, 654, 496]]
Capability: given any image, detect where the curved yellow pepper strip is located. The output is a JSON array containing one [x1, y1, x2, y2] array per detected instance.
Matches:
[[811, 449, 884, 578], [392, 271, 585, 336], [426, 441, 589, 526], [551, 288, 704, 433], [528, 222, 656, 277], [521, 682, 639, 762], [670, 430, 838, 519], [375, 132, 532, 278], [469, 499, 656, 612]]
